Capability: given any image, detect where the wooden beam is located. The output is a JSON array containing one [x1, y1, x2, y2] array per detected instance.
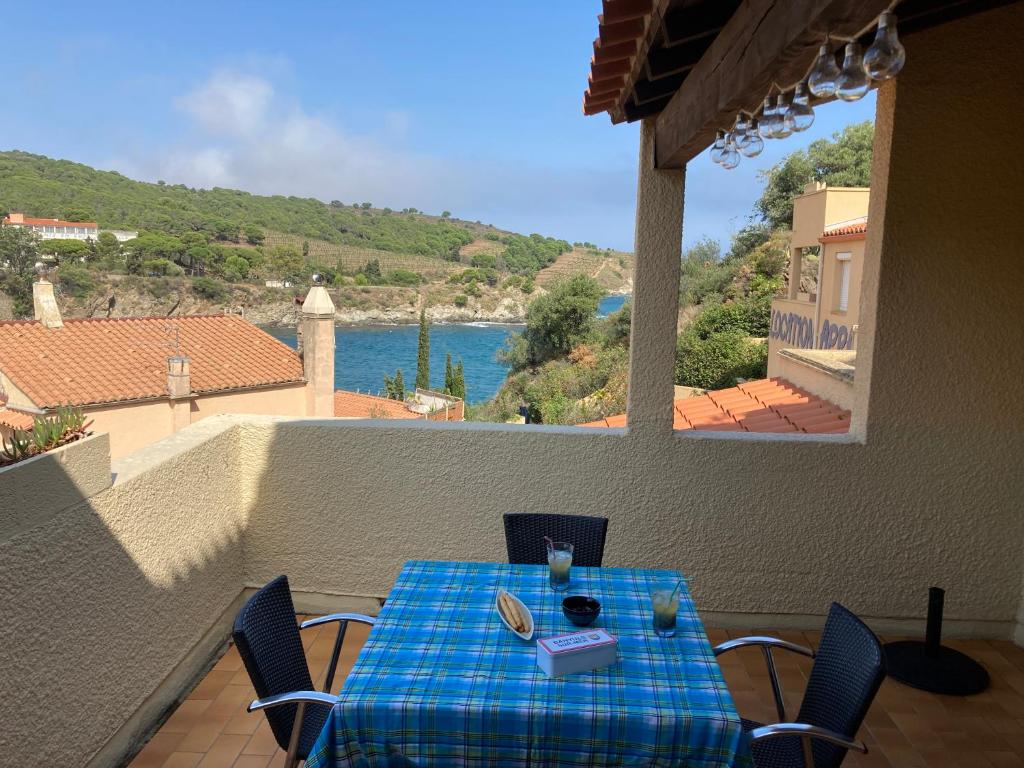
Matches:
[[645, 36, 709, 80], [633, 72, 688, 105], [597, 15, 646, 45], [592, 38, 639, 63], [654, 0, 892, 168], [660, 0, 738, 46], [602, 0, 653, 24]]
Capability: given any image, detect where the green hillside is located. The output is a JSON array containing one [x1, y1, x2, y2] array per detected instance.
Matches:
[[0, 150, 573, 272]]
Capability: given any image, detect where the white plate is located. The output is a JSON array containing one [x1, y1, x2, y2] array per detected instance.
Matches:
[[496, 590, 535, 640]]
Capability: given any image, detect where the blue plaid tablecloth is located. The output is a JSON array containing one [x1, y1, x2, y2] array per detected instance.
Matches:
[[306, 560, 752, 767]]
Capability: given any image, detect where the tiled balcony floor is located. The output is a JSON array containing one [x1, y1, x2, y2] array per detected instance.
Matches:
[[129, 620, 1024, 767]]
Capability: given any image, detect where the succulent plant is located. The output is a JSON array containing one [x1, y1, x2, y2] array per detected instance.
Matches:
[[1, 406, 91, 467]]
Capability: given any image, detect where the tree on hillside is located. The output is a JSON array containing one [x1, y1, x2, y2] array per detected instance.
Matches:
[[244, 225, 264, 246], [0, 226, 40, 274], [756, 121, 874, 229], [444, 353, 454, 395], [42, 238, 89, 263], [416, 309, 430, 390], [508, 274, 604, 370], [452, 360, 466, 401], [96, 231, 121, 266]]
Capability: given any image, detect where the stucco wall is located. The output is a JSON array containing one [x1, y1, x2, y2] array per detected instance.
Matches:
[[767, 297, 816, 375], [0, 419, 247, 766], [191, 382, 308, 422], [818, 237, 864, 342], [82, 383, 308, 459], [792, 187, 870, 248]]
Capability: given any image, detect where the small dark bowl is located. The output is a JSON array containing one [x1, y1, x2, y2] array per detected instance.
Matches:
[[562, 596, 601, 627]]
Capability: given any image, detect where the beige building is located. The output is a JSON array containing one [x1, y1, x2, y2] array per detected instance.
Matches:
[[0, 278, 340, 458], [767, 183, 870, 377]]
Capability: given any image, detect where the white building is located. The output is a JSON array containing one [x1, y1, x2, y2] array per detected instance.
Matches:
[[2, 212, 137, 242]]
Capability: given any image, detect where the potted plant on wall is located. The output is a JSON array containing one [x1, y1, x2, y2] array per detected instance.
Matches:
[[1, 407, 93, 468]]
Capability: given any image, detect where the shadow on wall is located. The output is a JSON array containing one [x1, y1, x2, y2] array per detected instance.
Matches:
[[0, 423, 249, 767]]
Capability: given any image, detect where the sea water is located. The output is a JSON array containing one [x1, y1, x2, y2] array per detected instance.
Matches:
[[266, 294, 628, 404]]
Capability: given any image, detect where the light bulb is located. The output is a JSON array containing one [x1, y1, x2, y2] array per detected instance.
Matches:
[[733, 115, 748, 146], [720, 138, 740, 170], [759, 98, 776, 139], [774, 95, 793, 139], [864, 12, 906, 80], [836, 43, 870, 101], [808, 43, 840, 99], [710, 130, 726, 164], [785, 83, 815, 132], [739, 120, 764, 157]]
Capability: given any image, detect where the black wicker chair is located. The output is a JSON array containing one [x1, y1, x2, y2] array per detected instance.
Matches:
[[232, 575, 375, 767], [714, 602, 885, 768], [503, 513, 609, 567]]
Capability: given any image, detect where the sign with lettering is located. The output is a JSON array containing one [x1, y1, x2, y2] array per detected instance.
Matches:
[[770, 309, 815, 349], [819, 319, 855, 350]]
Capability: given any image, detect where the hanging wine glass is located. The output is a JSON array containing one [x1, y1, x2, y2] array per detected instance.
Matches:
[[710, 130, 726, 164], [836, 43, 870, 101], [864, 12, 906, 80], [739, 119, 764, 157], [774, 95, 793, 139], [808, 43, 840, 98], [785, 83, 815, 132]]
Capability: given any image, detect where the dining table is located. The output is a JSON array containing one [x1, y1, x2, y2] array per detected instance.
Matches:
[[305, 560, 753, 767]]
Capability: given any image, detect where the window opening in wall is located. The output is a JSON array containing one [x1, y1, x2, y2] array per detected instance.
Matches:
[[673, 105, 873, 438]]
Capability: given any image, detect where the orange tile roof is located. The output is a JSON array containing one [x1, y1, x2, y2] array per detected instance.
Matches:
[[0, 408, 37, 431], [333, 390, 420, 420], [821, 218, 868, 242], [580, 378, 851, 434], [3, 215, 97, 228], [0, 315, 304, 408], [582, 0, 655, 117]]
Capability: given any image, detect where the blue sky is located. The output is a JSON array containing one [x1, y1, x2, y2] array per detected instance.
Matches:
[[0, 1, 875, 252]]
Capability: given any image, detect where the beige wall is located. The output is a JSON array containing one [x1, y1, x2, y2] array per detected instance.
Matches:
[[81, 382, 308, 459], [817, 237, 865, 349], [0, 420, 247, 767], [792, 185, 870, 248], [767, 297, 816, 376]]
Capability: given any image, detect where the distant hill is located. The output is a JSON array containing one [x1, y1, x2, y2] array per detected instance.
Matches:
[[0, 150, 600, 276]]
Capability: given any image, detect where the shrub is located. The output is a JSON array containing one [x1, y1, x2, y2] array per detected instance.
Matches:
[[470, 253, 497, 270], [515, 275, 603, 369], [386, 269, 421, 286], [453, 294, 468, 307], [142, 258, 183, 277], [688, 297, 771, 339], [675, 330, 767, 389], [57, 264, 96, 299], [353, 273, 369, 286], [192, 276, 227, 301], [146, 277, 173, 299], [464, 280, 481, 297]]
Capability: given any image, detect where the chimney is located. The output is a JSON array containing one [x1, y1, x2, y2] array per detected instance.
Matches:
[[300, 276, 336, 417], [167, 356, 192, 432], [32, 276, 64, 329]]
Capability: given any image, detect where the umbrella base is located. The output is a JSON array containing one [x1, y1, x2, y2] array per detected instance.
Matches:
[[884, 640, 989, 696]]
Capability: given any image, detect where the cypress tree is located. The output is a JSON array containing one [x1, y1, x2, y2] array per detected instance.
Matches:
[[416, 309, 430, 390], [444, 353, 454, 394], [452, 359, 466, 400], [394, 368, 405, 399], [382, 373, 394, 398]]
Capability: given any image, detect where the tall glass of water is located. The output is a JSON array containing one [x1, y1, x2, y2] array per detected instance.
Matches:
[[546, 541, 574, 592], [651, 587, 679, 638]]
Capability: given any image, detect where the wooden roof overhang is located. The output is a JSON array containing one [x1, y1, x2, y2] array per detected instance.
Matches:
[[583, 0, 1021, 168]]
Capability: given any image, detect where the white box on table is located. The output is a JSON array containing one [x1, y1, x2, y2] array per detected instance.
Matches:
[[536, 629, 618, 677]]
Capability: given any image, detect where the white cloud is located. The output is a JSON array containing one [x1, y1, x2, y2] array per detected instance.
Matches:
[[111, 69, 638, 249], [176, 71, 273, 138]]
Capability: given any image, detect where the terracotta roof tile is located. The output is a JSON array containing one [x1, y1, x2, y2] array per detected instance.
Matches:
[[581, 378, 851, 435], [333, 390, 420, 420], [0, 408, 37, 431], [0, 315, 304, 408], [821, 218, 868, 241]]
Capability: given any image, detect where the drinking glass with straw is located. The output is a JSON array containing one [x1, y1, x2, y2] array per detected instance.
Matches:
[[545, 536, 573, 592], [651, 581, 683, 637]]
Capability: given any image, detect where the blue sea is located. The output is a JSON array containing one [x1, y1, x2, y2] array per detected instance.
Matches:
[[266, 294, 627, 404]]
